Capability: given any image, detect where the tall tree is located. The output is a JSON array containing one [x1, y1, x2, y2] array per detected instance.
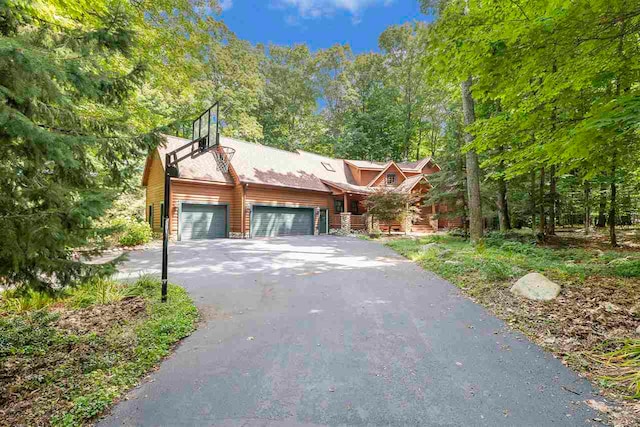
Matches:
[[0, 0, 220, 290]]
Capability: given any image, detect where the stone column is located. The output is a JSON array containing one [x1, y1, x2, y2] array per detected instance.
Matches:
[[340, 212, 351, 234]]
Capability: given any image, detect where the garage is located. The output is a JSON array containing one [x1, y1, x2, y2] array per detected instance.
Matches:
[[179, 203, 227, 240], [251, 206, 314, 237]]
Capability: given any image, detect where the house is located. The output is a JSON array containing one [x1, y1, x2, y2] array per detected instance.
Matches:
[[142, 134, 445, 240]]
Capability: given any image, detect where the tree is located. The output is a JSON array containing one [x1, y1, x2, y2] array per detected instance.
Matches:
[[0, 0, 219, 291], [364, 188, 420, 235]]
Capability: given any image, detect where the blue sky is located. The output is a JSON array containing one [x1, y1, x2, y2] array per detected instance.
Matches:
[[219, 0, 431, 53]]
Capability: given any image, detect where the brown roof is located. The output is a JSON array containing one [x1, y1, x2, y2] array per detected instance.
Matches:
[[221, 137, 353, 192], [344, 159, 387, 170], [394, 174, 431, 193], [150, 134, 436, 193], [321, 180, 377, 195], [397, 158, 433, 171], [157, 135, 234, 184]]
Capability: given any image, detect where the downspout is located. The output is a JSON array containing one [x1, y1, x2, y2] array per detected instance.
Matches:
[[242, 183, 248, 239]]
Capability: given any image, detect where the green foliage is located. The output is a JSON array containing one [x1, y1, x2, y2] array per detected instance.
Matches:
[[0, 277, 198, 426], [595, 339, 640, 398], [387, 234, 637, 294], [364, 188, 420, 233], [0, 289, 58, 313], [117, 220, 152, 247], [0, 0, 220, 291], [67, 278, 125, 308]]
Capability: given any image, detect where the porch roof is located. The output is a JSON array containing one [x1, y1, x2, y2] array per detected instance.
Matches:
[[321, 180, 377, 195]]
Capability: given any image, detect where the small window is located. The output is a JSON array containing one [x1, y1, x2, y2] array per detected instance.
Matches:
[[322, 162, 335, 172], [160, 203, 165, 229], [386, 173, 397, 185], [350, 200, 359, 214], [148, 205, 154, 227], [334, 199, 344, 213]]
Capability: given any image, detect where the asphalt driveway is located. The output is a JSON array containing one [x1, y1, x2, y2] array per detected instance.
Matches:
[[101, 236, 602, 426]]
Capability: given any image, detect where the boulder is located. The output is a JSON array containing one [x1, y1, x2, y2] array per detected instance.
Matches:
[[510, 273, 561, 301]]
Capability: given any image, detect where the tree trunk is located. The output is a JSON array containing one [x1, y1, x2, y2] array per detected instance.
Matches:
[[455, 125, 468, 237], [609, 152, 618, 247], [530, 170, 537, 230], [584, 182, 591, 236], [539, 167, 546, 236], [496, 174, 510, 232], [547, 165, 556, 235], [461, 76, 483, 242], [597, 184, 607, 227]]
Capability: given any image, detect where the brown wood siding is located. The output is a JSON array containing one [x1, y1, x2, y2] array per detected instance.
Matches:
[[145, 151, 165, 232], [169, 181, 234, 239], [245, 185, 331, 235], [347, 163, 362, 185], [360, 170, 379, 186], [422, 165, 440, 175], [232, 184, 244, 234], [371, 164, 406, 187]]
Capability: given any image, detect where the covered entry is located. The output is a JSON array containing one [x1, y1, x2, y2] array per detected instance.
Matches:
[[179, 203, 228, 240], [251, 206, 314, 237]]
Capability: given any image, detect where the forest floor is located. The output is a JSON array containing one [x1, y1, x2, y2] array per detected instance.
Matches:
[[0, 277, 198, 426], [384, 227, 640, 426]]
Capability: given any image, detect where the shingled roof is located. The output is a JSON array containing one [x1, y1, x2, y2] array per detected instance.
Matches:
[[150, 134, 436, 194]]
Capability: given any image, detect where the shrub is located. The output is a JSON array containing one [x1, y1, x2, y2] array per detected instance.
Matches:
[[118, 220, 152, 246], [479, 259, 514, 281], [500, 241, 538, 256], [0, 289, 58, 314], [612, 259, 640, 278], [68, 278, 125, 308]]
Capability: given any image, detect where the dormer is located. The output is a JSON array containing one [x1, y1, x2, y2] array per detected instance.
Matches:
[[368, 162, 407, 187]]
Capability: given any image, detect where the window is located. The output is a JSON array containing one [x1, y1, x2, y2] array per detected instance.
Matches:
[[350, 200, 359, 214], [321, 162, 335, 172], [334, 199, 344, 213], [386, 173, 397, 185], [148, 205, 154, 227], [160, 203, 165, 229]]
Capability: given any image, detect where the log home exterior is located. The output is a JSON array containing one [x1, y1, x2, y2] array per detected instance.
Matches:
[[142, 135, 447, 240]]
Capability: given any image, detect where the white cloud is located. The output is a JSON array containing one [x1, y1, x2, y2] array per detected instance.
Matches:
[[275, 0, 394, 22], [219, 0, 233, 11]]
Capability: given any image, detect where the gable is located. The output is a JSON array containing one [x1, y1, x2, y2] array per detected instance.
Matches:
[[369, 162, 407, 187], [142, 150, 164, 187]]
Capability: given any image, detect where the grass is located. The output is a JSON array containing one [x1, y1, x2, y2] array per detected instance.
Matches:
[[386, 231, 640, 400], [0, 276, 198, 426]]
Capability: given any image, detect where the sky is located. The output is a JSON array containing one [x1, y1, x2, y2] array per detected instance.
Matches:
[[218, 0, 432, 53]]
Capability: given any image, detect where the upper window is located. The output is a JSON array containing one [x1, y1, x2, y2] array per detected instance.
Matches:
[[386, 173, 397, 185], [322, 162, 335, 172]]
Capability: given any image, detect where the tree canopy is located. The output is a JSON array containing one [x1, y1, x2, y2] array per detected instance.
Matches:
[[2, 0, 640, 290]]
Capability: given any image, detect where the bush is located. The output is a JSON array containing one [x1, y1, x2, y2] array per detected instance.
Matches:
[[0, 289, 58, 314], [612, 259, 640, 278], [479, 259, 514, 281], [68, 278, 125, 308], [118, 220, 152, 246]]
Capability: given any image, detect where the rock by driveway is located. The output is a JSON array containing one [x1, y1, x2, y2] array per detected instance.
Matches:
[[101, 236, 601, 426]]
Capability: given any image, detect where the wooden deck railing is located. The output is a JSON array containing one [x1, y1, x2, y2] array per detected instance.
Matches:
[[330, 214, 367, 230], [351, 214, 366, 229]]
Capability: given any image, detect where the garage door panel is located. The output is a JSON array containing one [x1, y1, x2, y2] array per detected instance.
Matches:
[[181, 204, 227, 240], [252, 206, 314, 237]]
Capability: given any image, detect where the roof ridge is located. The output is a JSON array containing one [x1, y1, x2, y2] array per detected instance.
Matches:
[[221, 136, 303, 157]]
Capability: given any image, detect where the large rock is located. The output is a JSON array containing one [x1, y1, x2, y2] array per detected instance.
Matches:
[[510, 273, 560, 301]]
